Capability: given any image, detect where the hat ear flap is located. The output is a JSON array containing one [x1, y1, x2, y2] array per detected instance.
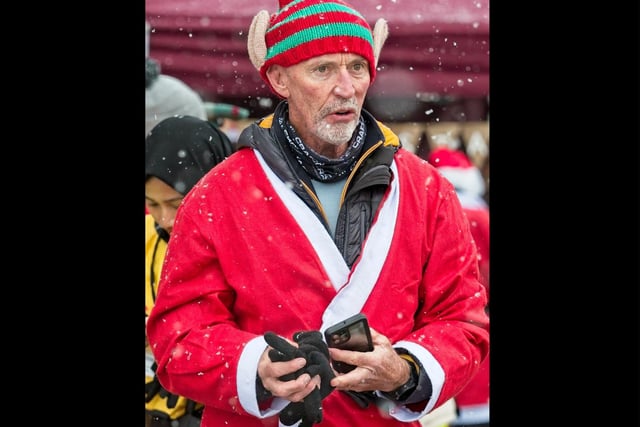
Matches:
[[372, 18, 389, 67], [248, 10, 271, 71]]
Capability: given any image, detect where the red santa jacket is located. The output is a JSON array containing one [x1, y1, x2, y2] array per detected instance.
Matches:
[[147, 142, 489, 427]]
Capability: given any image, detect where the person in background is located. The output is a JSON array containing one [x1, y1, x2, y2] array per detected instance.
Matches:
[[145, 59, 208, 137], [146, 1, 489, 426], [427, 146, 490, 427], [145, 115, 235, 427]]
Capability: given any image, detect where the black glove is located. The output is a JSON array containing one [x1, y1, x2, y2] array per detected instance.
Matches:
[[264, 331, 335, 427], [145, 374, 162, 402], [145, 362, 179, 408]]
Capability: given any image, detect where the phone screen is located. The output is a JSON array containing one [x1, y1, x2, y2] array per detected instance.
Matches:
[[324, 313, 373, 373]]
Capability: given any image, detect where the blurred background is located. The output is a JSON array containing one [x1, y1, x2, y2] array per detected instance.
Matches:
[[146, 0, 490, 200]]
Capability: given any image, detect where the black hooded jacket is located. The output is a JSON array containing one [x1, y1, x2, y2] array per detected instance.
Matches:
[[236, 102, 399, 268]]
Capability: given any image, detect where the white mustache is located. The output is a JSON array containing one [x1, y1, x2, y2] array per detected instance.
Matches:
[[322, 100, 358, 116]]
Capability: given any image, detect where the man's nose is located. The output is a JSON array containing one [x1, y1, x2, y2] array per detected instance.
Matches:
[[333, 70, 356, 98], [158, 208, 175, 231]]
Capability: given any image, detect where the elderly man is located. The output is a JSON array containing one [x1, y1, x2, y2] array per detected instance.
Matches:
[[146, 1, 489, 426]]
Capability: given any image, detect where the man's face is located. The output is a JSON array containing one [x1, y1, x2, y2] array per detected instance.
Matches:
[[268, 53, 371, 155], [145, 176, 183, 235]]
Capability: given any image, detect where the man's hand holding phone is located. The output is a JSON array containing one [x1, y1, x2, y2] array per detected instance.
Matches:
[[324, 313, 373, 373], [326, 318, 414, 395]]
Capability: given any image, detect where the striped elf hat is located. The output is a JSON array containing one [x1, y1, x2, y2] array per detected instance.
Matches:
[[249, 0, 379, 92]]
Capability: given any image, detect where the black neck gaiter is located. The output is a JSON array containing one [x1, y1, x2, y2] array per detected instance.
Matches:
[[277, 108, 367, 183]]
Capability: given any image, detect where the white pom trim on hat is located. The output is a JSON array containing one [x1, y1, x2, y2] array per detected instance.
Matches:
[[145, 75, 207, 136]]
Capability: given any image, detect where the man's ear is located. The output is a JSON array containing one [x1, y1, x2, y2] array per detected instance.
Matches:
[[266, 66, 289, 98]]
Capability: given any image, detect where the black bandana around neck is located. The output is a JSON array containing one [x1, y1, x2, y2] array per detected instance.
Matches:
[[277, 106, 367, 183]]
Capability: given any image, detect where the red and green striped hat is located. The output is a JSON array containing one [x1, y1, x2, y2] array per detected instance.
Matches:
[[261, 0, 376, 82]]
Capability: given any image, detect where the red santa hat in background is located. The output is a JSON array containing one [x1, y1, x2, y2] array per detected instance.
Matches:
[[427, 147, 487, 208]]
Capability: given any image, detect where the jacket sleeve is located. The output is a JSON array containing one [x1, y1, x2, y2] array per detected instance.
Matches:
[[371, 157, 490, 421], [407, 169, 490, 412], [145, 187, 264, 417]]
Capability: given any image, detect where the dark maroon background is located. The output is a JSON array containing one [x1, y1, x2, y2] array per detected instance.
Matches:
[[146, 0, 489, 121]]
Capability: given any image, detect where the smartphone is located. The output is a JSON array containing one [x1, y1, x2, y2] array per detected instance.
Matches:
[[324, 313, 373, 373]]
